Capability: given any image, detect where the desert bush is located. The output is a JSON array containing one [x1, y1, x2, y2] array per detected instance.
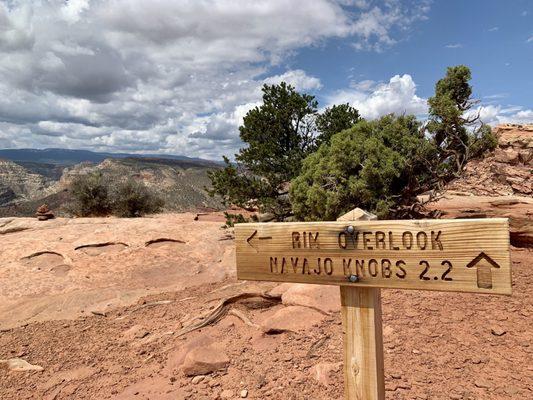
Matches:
[[426, 65, 497, 172], [110, 178, 164, 217], [69, 172, 112, 216], [468, 124, 498, 159], [291, 65, 498, 221], [69, 172, 163, 217], [290, 115, 436, 220], [222, 212, 249, 228]]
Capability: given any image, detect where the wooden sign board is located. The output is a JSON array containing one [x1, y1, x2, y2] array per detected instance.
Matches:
[[235, 218, 512, 295]]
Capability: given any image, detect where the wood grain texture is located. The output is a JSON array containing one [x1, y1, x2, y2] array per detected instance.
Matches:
[[340, 286, 384, 400], [235, 218, 512, 295], [338, 210, 384, 400]]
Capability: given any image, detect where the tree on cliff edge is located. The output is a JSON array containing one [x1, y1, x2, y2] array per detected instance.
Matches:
[[426, 65, 497, 179]]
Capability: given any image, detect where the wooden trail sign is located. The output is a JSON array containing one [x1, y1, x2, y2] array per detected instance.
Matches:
[[235, 218, 511, 295], [234, 215, 511, 400]]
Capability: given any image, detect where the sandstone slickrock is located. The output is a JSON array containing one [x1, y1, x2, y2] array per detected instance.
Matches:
[[0, 213, 235, 330], [446, 124, 532, 196], [281, 284, 340, 314], [427, 124, 532, 248], [260, 305, 325, 333]]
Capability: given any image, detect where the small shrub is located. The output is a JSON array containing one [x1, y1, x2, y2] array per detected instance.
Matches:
[[223, 212, 248, 228], [110, 178, 164, 217], [468, 124, 498, 159], [69, 172, 112, 217], [68, 172, 163, 217]]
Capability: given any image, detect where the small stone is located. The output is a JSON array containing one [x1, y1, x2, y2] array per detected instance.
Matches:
[[490, 327, 506, 336], [390, 372, 402, 379], [309, 362, 341, 386], [134, 330, 150, 339], [0, 358, 44, 372], [220, 389, 234, 399], [260, 306, 324, 334], [240, 389, 248, 398], [474, 379, 491, 389], [191, 375, 205, 384]]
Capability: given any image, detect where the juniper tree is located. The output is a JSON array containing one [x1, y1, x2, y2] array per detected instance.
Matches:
[[208, 83, 360, 220]]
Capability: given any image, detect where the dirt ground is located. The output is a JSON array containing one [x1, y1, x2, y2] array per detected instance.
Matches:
[[1, 244, 531, 399]]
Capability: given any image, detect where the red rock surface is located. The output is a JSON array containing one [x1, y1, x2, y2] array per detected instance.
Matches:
[[446, 124, 532, 196], [0, 126, 531, 398], [0, 247, 530, 399], [0, 213, 235, 329], [427, 124, 532, 248]]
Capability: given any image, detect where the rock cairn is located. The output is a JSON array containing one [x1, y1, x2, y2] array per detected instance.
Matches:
[[36, 204, 54, 221]]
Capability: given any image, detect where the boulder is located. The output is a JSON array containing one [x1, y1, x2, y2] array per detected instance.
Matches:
[[181, 345, 230, 376], [337, 207, 377, 221], [260, 306, 324, 334], [281, 284, 340, 313], [268, 283, 294, 298], [256, 212, 276, 222], [310, 362, 341, 386]]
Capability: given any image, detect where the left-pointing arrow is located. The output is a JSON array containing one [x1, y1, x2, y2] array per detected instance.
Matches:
[[247, 230, 258, 251], [246, 230, 272, 252]]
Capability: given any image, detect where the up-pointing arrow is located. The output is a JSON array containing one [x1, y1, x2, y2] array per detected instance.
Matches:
[[466, 252, 500, 289]]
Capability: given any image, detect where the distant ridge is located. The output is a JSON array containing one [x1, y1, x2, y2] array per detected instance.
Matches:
[[0, 148, 221, 167]]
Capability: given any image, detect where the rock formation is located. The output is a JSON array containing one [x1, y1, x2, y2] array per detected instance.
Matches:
[[35, 204, 54, 221]]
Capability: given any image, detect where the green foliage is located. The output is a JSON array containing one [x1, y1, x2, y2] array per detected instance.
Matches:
[[238, 82, 318, 183], [69, 172, 163, 217], [316, 103, 360, 146], [222, 212, 249, 228], [208, 82, 358, 220], [69, 172, 112, 217], [468, 123, 498, 159], [290, 115, 436, 220], [110, 178, 164, 217], [291, 65, 499, 221]]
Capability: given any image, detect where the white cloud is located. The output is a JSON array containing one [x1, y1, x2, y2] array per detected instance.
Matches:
[[445, 43, 463, 49], [527, 36, 533, 43], [470, 105, 533, 126], [488, 26, 499, 32], [263, 70, 322, 91], [0, 0, 432, 159], [326, 74, 427, 119]]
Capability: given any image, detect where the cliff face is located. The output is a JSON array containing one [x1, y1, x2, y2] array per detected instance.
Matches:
[[0, 159, 59, 205], [446, 124, 532, 196], [428, 124, 533, 248]]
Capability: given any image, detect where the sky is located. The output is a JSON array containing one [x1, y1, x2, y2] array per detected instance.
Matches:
[[0, 0, 531, 160]]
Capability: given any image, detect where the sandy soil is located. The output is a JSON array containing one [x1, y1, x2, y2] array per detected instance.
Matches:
[[0, 233, 531, 399]]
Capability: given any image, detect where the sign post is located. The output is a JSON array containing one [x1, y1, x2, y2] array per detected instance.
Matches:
[[235, 215, 511, 399]]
